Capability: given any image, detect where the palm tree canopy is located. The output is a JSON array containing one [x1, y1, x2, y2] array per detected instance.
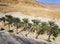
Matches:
[[40, 22, 49, 34], [5, 15, 13, 24], [32, 19, 40, 25], [48, 21, 55, 26], [48, 21, 59, 37], [22, 18, 29, 23], [22, 18, 30, 29], [58, 28, 60, 34], [31, 19, 40, 32], [5, 15, 13, 20], [12, 17, 21, 27], [2, 17, 5, 22]]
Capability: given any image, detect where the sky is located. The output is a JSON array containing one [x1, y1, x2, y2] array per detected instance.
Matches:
[[36, 0, 60, 4]]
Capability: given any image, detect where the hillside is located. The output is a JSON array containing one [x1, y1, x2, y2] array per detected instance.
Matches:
[[0, 31, 59, 44], [0, 0, 60, 19]]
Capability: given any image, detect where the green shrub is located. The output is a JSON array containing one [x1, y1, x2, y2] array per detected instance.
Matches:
[[52, 37, 56, 41], [53, 33, 58, 37], [0, 28, 5, 31], [8, 30, 13, 33], [47, 39, 51, 42]]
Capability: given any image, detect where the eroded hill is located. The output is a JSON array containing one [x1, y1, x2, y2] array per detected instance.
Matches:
[[0, 0, 60, 19]]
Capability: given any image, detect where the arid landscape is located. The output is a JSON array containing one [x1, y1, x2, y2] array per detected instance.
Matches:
[[0, 0, 60, 44], [0, 0, 60, 18]]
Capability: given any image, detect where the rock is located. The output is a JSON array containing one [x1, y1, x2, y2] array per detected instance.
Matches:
[[0, 31, 59, 44], [0, 32, 20, 44]]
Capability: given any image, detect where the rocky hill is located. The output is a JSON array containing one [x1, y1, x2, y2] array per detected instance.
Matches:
[[0, 31, 59, 44], [0, 0, 60, 19]]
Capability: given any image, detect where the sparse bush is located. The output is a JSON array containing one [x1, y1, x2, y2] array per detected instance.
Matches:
[[47, 39, 51, 42], [8, 30, 13, 33], [0, 28, 5, 31], [52, 37, 55, 41]]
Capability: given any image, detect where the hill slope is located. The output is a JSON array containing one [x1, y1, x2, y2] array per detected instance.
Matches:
[[0, 31, 59, 44], [0, 32, 48, 44], [0, 0, 60, 19]]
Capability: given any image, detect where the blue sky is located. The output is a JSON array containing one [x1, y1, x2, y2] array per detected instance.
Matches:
[[36, 0, 60, 4]]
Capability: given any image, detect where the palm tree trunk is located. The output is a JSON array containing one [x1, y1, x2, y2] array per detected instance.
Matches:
[[9, 24, 11, 30], [3, 21, 5, 26], [35, 34, 39, 39], [48, 33, 51, 41], [11, 24, 13, 27], [25, 29, 31, 36], [17, 27, 27, 34], [4, 22, 5, 26], [35, 32, 40, 39], [17, 29, 24, 34], [16, 28, 18, 34], [25, 26, 32, 36]]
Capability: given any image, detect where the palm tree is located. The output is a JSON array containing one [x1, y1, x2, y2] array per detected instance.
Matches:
[[17, 18, 33, 36], [47, 21, 59, 41], [13, 17, 21, 34], [18, 18, 29, 33], [1, 17, 6, 26], [5, 15, 13, 30], [25, 23, 32, 36], [31, 19, 41, 39], [58, 28, 60, 34], [35, 22, 48, 39], [22, 18, 29, 31]]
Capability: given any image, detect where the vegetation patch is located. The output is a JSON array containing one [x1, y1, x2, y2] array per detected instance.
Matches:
[[8, 30, 13, 33]]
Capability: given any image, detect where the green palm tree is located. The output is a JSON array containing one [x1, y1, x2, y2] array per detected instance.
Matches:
[[47, 21, 59, 41], [17, 18, 33, 36], [13, 17, 21, 34], [22, 18, 29, 30], [5, 15, 13, 30], [31, 19, 41, 39], [35, 22, 48, 39], [32, 19, 40, 31], [58, 28, 60, 34], [25, 23, 32, 36], [18, 18, 29, 33], [2, 17, 6, 26], [26, 19, 40, 36]]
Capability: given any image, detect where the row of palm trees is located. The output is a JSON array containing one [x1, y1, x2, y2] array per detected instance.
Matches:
[[1, 15, 60, 41]]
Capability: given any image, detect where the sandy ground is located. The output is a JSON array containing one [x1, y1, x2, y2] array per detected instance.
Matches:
[[0, 22, 60, 44]]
